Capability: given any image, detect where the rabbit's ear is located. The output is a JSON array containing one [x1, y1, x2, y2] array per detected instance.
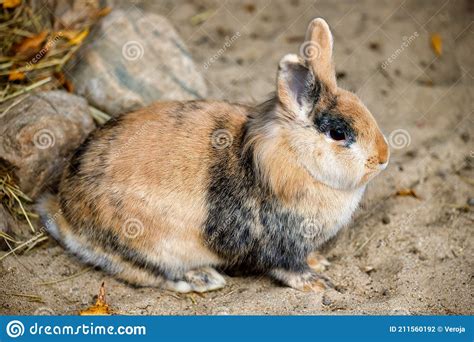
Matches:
[[301, 18, 336, 92], [277, 54, 317, 119]]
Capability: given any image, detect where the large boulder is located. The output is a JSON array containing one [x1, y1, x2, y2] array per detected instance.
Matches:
[[67, 7, 208, 116], [0, 91, 95, 199]]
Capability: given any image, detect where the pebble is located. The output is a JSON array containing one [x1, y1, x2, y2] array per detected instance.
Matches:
[[382, 215, 391, 224], [322, 295, 332, 306]]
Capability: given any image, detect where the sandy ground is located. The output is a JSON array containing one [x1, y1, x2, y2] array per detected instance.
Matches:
[[1, 0, 473, 315]]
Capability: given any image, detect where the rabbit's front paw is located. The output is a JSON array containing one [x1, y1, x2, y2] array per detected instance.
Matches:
[[163, 267, 226, 293], [271, 269, 334, 292], [307, 251, 331, 273], [183, 267, 227, 293]]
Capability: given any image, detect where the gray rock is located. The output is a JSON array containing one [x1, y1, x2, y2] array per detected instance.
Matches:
[[67, 8, 208, 116], [0, 91, 95, 199]]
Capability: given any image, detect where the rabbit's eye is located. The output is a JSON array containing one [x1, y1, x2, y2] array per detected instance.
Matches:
[[329, 129, 346, 141], [315, 112, 356, 146]]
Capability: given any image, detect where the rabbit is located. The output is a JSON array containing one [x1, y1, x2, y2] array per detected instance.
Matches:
[[37, 18, 389, 293]]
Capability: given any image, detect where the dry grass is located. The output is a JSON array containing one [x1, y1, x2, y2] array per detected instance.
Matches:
[[0, 167, 36, 231], [0, 163, 46, 259], [0, 1, 107, 104]]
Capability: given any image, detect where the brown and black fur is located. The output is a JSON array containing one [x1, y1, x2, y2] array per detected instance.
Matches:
[[37, 19, 389, 292]]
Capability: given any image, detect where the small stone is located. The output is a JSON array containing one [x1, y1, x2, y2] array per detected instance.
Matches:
[[382, 215, 391, 224], [336, 71, 346, 80], [322, 295, 332, 306], [368, 42, 380, 51], [214, 309, 230, 315], [467, 198, 474, 206], [364, 266, 375, 274], [436, 170, 447, 179], [460, 132, 470, 142]]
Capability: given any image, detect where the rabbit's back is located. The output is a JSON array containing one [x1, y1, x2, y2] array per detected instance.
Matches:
[[57, 100, 251, 273]]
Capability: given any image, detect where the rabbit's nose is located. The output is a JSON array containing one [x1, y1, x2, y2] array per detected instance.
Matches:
[[376, 134, 389, 166]]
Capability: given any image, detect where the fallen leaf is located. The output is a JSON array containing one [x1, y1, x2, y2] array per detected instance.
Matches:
[[395, 188, 419, 199], [285, 35, 305, 43], [190, 10, 215, 26], [8, 70, 26, 81], [95, 6, 112, 17], [59, 30, 78, 40], [67, 28, 89, 45], [430, 33, 442, 56], [243, 3, 256, 13], [63, 78, 74, 92], [60, 30, 89, 45], [79, 282, 112, 315], [13, 31, 48, 58], [53, 72, 74, 92], [3, 0, 21, 9]]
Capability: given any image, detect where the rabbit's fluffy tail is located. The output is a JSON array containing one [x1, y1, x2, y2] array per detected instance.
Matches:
[[35, 193, 111, 269], [36, 193, 159, 286], [36, 193, 68, 241]]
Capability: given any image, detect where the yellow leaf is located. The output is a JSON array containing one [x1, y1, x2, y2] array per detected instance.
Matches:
[[96, 6, 112, 17], [430, 33, 442, 56], [68, 29, 89, 45], [395, 188, 420, 199], [3, 0, 21, 9], [79, 282, 112, 316], [8, 70, 26, 81], [13, 31, 48, 58], [58, 30, 79, 40]]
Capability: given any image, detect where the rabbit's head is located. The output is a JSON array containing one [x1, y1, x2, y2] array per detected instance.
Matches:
[[247, 18, 389, 193]]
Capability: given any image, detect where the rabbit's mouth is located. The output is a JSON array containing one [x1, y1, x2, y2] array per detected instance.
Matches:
[[301, 163, 364, 191], [359, 168, 382, 185]]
